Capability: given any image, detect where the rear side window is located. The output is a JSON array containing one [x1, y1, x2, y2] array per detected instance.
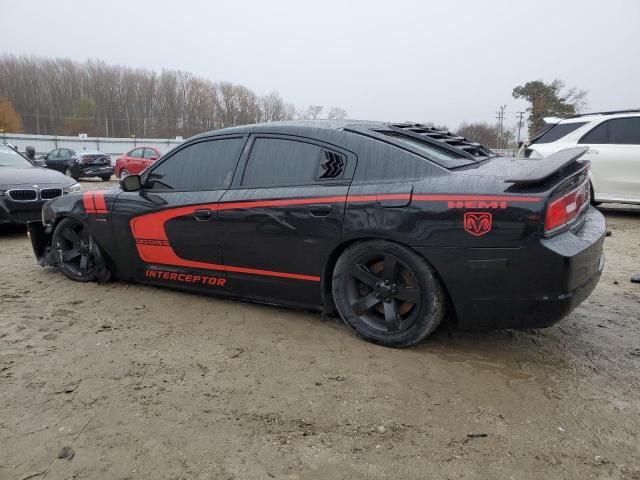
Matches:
[[579, 122, 610, 144], [242, 138, 322, 187], [533, 122, 588, 144], [146, 138, 244, 190], [143, 148, 157, 159], [383, 134, 463, 162], [609, 117, 640, 144]]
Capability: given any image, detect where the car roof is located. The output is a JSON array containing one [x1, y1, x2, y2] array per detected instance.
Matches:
[[555, 109, 640, 124], [192, 119, 385, 137], [189, 120, 494, 167]]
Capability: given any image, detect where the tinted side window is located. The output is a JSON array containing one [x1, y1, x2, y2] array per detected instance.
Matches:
[[609, 118, 640, 144], [353, 139, 437, 183], [532, 122, 588, 144], [579, 122, 609, 144], [130, 148, 144, 158], [146, 138, 244, 190], [242, 138, 322, 187]]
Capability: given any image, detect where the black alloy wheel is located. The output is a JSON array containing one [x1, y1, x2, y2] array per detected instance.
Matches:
[[52, 217, 100, 282], [332, 240, 446, 347]]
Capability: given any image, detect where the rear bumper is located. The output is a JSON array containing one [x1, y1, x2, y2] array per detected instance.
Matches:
[[419, 206, 606, 330], [78, 165, 113, 178]]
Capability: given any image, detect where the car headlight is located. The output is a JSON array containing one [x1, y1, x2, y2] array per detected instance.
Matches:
[[63, 182, 83, 194]]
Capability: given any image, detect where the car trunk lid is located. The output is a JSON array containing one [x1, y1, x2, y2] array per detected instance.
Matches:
[[456, 147, 592, 236], [81, 153, 110, 165]]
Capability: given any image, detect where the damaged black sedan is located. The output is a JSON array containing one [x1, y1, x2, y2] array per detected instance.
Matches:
[[43, 148, 113, 181], [0, 144, 82, 224], [27, 121, 605, 347]]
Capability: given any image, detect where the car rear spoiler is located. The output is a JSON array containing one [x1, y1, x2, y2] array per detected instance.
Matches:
[[505, 147, 589, 184]]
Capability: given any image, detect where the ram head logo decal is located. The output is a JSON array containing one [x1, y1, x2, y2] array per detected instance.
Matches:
[[464, 212, 492, 236]]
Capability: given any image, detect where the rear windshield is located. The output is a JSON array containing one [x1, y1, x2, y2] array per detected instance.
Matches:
[[379, 133, 477, 168], [532, 122, 587, 144]]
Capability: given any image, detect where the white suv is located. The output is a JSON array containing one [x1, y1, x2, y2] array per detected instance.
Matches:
[[520, 110, 640, 205]]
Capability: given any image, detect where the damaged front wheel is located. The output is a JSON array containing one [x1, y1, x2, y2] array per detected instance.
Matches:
[[52, 217, 110, 282]]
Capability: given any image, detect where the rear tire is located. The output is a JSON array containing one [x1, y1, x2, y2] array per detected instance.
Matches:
[[100, 176, 111, 181], [52, 217, 108, 282], [332, 240, 446, 347]]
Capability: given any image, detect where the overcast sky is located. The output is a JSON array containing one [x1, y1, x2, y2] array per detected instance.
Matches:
[[3, 0, 639, 129]]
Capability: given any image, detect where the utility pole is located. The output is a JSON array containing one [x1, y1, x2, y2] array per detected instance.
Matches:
[[496, 105, 506, 150], [516, 111, 525, 147]]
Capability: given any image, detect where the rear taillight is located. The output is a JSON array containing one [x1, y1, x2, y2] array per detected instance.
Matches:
[[544, 181, 590, 234]]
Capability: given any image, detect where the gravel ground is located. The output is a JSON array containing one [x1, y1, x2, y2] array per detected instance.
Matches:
[[1, 179, 639, 480]]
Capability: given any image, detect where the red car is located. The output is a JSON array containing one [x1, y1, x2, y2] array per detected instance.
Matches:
[[114, 146, 162, 178]]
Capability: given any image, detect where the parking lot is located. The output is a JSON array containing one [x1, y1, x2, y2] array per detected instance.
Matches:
[[1, 179, 639, 480]]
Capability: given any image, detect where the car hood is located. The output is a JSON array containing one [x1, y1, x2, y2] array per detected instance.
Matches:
[[0, 166, 76, 188]]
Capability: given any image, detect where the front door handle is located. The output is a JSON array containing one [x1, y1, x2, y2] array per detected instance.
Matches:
[[309, 204, 333, 217], [194, 208, 212, 221]]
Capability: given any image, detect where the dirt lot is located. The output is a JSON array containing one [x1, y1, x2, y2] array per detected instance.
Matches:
[[1, 179, 639, 480]]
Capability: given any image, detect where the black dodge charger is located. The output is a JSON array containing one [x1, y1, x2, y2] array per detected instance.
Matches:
[[27, 121, 605, 347], [0, 144, 82, 224]]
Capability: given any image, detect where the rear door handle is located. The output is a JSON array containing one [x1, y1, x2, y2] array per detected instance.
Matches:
[[309, 204, 333, 217], [194, 208, 212, 221]]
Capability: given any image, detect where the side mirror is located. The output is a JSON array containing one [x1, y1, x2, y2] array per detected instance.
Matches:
[[120, 174, 142, 192], [150, 155, 159, 161]]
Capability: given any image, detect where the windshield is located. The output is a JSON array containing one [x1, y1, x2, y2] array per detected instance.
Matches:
[[0, 146, 33, 168]]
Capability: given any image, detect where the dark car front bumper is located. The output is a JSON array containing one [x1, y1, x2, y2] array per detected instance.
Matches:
[[418, 206, 606, 330], [0, 197, 47, 224]]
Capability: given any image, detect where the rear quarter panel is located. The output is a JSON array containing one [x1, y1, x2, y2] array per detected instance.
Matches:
[[343, 175, 548, 327]]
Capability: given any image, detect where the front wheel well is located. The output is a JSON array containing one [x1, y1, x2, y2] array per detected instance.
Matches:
[[321, 238, 457, 327]]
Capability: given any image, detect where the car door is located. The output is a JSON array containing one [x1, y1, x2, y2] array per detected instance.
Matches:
[[44, 149, 61, 171], [216, 134, 355, 308], [59, 149, 74, 174], [579, 117, 640, 201], [109, 135, 247, 291]]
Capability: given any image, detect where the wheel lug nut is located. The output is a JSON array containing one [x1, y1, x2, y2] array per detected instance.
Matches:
[[385, 280, 390, 285], [375, 293, 380, 298], [385, 298, 392, 303]]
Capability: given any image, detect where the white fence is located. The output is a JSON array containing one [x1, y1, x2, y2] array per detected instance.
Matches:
[[1, 133, 184, 157]]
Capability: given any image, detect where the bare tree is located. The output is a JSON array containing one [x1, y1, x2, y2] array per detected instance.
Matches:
[[327, 107, 347, 120], [304, 105, 323, 120], [0, 54, 300, 137]]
